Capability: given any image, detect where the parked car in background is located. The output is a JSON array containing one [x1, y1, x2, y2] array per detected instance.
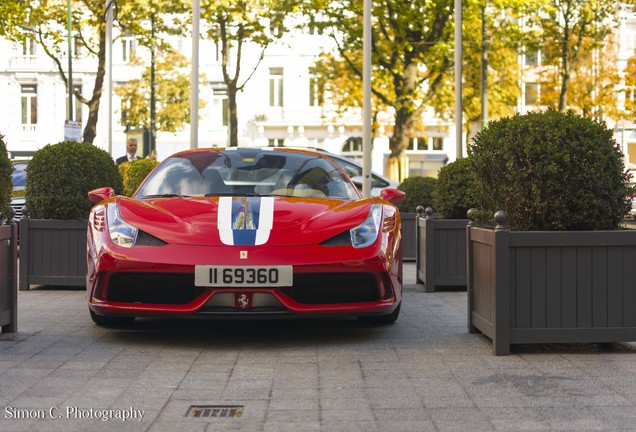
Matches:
[[285, 148, 399, 196], [10, 160, 27, 221], [630, 192, 636, 218], [326, 152, 399, 196]]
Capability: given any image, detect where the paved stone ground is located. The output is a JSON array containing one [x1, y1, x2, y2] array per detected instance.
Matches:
[[2, 263, 636, 431]]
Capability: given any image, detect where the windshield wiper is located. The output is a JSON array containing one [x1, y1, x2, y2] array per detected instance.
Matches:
[[204, 192, 261, 197], [141, 194, 192, 199]]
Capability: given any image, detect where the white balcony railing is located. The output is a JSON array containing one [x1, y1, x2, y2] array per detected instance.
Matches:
[[20, 124, 36, 134]]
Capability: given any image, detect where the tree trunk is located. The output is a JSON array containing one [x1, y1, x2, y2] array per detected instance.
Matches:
[[228, 84, 238, 147], [82, 28, 106, 144]]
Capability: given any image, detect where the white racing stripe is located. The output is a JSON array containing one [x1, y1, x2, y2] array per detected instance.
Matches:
[[217, 196, 235, 245], [255, 197, 274, 245], [217, 196, 275, 246]]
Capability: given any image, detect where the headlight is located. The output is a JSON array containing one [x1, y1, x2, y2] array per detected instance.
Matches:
[[107, 203, 138, 248], [350, 204, 382, 248]]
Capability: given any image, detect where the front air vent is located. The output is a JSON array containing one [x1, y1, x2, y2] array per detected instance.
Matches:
[[320, 231, 351, 247]]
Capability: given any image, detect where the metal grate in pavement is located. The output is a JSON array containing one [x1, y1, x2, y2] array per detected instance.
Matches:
[[186, 405, 243, 418]]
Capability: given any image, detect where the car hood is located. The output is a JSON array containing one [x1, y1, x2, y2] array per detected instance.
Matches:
[[117, 196, 373, 246]]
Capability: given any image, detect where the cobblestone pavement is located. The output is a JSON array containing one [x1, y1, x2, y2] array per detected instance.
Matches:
[[2, 263, 636, 431]]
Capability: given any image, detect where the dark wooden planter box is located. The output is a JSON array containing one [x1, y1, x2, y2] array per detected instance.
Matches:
[[467, 213, 636, 355], [401, 212, 416, 261], [19, 218, 87, 290], [0, 223, 18, 332], [416, 208, 468, 291]]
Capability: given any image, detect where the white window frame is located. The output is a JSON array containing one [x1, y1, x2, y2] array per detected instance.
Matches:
[[21, 84, 38, 127], [269, 68, 284, 107], [121, 36, 137, 62]]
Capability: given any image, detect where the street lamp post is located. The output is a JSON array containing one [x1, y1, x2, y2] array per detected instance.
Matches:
[[105, 0, 114, 154], [362, 0, 372, 197], [67, 0, 73, 122], [150, 7, 156, 156], [191, 0, 200, 149], [455, 0, 463, 159], [481, 1, 488, 129]]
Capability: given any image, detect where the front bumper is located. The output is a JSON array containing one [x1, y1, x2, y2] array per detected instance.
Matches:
[[88, 243, 402, 319]]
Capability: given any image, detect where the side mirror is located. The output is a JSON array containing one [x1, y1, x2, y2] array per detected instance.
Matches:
[[380, 188, 406, 205], [88, 187, 115, 204]]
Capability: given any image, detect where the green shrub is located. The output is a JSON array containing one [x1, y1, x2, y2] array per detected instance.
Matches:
[[432, 158, 478, 219], [26, 141, 123, 219], [0, 134, 11, 221], [396, 176, 437, 213], [468, 109, 631, 231], [119, 158, 159, 196]]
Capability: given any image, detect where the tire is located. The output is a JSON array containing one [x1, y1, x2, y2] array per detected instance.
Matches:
[[89, 309, 135, 327], [357, 302, 401, 324]]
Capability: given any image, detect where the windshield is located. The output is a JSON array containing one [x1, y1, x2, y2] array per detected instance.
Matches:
[[135, 149, 360, 200]]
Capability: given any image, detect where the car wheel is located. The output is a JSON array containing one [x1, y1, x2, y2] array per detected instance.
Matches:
[[357, 302, 401, 324], [89, 309, 135, 327]]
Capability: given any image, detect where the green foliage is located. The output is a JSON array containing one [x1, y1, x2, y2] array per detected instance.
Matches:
[[115, 50, 201, 137], [200, 0, 298, 146], [0, 134, 12, 221], [26, 141, 123, 220], [119, 158, 160, 197], [525, 0, 618, 112], [303, 0, 454, 157], [461, 0, 527, 132], [432, 158, 478, 219], [396, 176, 438, 213], [468, 109, 631, 231]]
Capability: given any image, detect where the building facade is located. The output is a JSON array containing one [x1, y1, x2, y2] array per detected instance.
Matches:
[[1, 10, 634, 179]]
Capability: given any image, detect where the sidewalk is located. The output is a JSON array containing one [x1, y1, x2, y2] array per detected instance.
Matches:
[[1, 263, 636, 431]]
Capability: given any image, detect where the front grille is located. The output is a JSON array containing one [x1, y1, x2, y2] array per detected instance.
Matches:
[[107, 273, 205, 304], [106, 272, 379, 307], [283, 273, 379, 304]]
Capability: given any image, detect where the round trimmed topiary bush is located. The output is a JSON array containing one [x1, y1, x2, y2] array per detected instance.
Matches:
[[26, 141, 123, 219], [432, 157, 478, 219], [119, 158, 159, 196], [0, 134, 12, 222], [396, 176, 437, 213], [468, 109, 631, 231]]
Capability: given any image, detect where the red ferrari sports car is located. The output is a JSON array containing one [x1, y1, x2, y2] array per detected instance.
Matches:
[[86, 148, 405, 326]]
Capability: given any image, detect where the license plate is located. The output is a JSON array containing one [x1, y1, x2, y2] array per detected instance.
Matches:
[[194, 265, 293, 287]]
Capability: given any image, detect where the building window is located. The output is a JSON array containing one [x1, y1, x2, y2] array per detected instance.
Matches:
[[342, 137, 362, 153], [525, 49, 540, 67], [309, 77, 321, 107], [211, 84, 229, 127], [432, 137, 444, 150], [269, 68, 283, 107], [270, 20, 283, 37], [214, 42, 221, 62], [411, 137, 428, 151], [66, 84, 82, 122], [307, 23, 322, 35], [525, 82, 539, 106], [73, 35, 83, 57], [121, 36, 137, 62], [21, 84, 37, 125], [22, 38, 36, 56], [268, 138, 285, 147]]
